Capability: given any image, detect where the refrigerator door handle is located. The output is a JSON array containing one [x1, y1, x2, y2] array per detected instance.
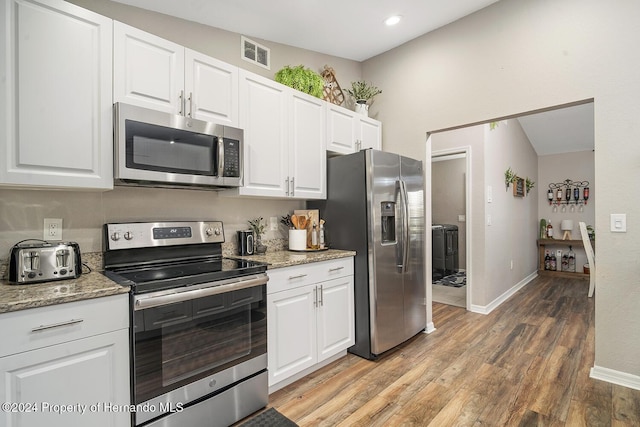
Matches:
[[399, 179, 410, 273]]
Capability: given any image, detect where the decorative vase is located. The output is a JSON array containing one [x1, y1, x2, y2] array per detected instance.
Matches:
[[355, 101, 369, 116]]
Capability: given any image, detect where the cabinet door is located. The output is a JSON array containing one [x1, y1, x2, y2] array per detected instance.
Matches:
[[0, 0, 113, 189], [316, 276, 355, 361], [0, 329, 130, 427], [267, 285, 316, 386], [238, 70, 288, 197], [359, 116, 382, 151], [185, 49, 238, 126], [289, 91, 326, 199], [113, 21, 184, 115], [326, 104, 357, 154]]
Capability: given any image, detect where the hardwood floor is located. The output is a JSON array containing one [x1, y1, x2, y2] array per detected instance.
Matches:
[[268, 275, 640, 426]]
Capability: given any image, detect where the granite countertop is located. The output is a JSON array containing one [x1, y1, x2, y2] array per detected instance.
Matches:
[[232, 248, 356, 269], [0, 272, 130, 314]]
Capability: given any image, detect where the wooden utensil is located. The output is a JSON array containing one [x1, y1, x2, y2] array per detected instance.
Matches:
[[298, 216, 308, 230], [291, 214, 299, 230]]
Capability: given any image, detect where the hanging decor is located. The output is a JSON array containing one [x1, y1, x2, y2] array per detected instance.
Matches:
[[547, 179, 590, 213], [320, 65, 345, 106]]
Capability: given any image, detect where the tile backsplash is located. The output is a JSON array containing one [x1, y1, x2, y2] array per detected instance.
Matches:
[[0, 186, 303, 261]]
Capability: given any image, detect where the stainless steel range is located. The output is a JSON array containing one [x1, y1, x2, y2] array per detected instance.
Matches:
[[103, 221, 268, 427]]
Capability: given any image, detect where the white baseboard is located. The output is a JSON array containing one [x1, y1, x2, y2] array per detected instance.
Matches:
[[424, 322, 436, 334], [590, 365, 640, 391], [469, 272, 538, 315]]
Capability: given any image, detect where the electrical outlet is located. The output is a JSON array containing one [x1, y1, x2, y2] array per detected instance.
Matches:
[[269, 216, 278, 231], [44, 218, 63, 241]]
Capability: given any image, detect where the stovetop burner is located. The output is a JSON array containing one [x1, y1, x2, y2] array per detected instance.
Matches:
[[102, 221, 267, 295], [108, 257, 266, 294]]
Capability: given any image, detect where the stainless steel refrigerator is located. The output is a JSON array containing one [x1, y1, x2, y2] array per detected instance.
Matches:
[[309, 149, 426, 359]]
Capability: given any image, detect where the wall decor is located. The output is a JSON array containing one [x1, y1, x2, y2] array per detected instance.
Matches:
[[504, 167, 517, 190], [547, 179, 590, 212], [320, 65, 344, 105], [525, 177, 535, 195], [513, 176, 525, 197]]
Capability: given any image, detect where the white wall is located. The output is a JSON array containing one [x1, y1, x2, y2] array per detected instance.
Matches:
[[363, 0, 640, 380]]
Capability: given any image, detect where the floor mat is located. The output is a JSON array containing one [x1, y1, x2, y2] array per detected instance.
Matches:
[[238, 408, 298, 427], [433, 271, 466, 287]]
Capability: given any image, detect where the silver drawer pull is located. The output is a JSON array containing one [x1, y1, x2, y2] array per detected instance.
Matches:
[[288, 274, 307, 280], [329, 267, 345, 272], [31, 318, 84, 333]]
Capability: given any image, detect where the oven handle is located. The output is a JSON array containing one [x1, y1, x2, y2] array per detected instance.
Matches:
[[134, 274, 268, 310]]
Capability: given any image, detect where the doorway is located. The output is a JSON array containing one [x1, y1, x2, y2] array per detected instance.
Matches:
[[431, 149, 470, 309]]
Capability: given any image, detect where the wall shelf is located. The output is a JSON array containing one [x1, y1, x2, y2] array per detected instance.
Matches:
[[536, 238, 594, 279]]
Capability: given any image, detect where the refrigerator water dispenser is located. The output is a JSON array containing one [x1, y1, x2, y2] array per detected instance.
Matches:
[[381, 202, 396, 243]]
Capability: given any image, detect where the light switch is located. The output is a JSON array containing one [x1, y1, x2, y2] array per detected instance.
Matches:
[[610, 213, 627, 232]]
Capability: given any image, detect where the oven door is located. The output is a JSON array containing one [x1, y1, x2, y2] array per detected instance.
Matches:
[[132, 274, 267, 424]]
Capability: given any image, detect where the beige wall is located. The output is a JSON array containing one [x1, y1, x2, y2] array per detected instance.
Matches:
[[363, 0, 639, 379]]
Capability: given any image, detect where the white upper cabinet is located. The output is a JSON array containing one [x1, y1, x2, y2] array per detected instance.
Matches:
[[236, 70, 289, 197], [185, 49, 239, 126], [229, 70, 326, 199], [0, 0, 113, 190], [327, 103, 381, 154], [289, 90, 326, 199], [113, 22, 238, 126]]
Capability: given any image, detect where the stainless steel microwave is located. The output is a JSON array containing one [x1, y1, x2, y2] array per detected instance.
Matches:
[[114, 103, 243, 189]]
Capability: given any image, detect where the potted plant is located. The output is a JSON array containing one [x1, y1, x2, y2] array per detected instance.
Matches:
[[275, 65, 324, 98], [345, 81, 382, 116], [248, 217, 267, 254]]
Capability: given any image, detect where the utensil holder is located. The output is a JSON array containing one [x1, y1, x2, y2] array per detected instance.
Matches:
[[289, 229, 307, 250]]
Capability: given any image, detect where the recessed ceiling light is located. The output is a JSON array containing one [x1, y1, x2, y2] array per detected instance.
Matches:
[[385, 15, 402, 26]]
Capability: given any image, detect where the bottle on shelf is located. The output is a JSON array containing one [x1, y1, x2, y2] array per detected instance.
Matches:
[[544, 250, 551, 270], [547, 189, 554, 205], [584, 187, 590, 204], [556, 188, 563, 202], [561, 251, 569, 271], [311, 222, 319, 249], [568, 246, 576, 272], [546, 220, 553, 238], [319, 220, 325, 249]]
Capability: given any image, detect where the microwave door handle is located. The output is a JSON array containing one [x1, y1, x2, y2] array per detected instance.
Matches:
[[218, 138, 225, 177]]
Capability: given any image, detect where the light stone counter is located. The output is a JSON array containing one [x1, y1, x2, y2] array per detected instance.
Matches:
[[231, 248, 356, 269], [0, 272, 129, 314]]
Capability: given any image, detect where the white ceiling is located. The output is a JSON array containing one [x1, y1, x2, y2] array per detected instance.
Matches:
[[112, 0, 594, 156]]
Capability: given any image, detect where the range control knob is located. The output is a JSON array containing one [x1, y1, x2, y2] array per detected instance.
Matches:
[[111, 232, 120, 241], [214, 227, 222, 236], [205, 228, 213, 237], [124, 232, 133, 240]]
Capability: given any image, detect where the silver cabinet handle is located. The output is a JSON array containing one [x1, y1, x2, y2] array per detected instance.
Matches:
[[313, 286, 317, 307], [285, 177, 290, 196], [179, 90, 184, 115], [329, 267, 344, 272], [188, 92, 193, 117], [318, 285, 323, 307], [32, 318, 84, 333], [290, 177, 295, 197], [288, 274, 307, 280]]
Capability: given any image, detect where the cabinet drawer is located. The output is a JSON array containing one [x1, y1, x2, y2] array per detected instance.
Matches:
[[0, 294, 129, 358], [268, 257, 353, 294]]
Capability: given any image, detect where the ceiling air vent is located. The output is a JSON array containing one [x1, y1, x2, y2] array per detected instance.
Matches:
[[241, 36, 270, 70]]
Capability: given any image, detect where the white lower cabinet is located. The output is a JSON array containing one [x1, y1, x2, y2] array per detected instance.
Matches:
[[267, 258, 354, 390], [0, 294, 130, 427]]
